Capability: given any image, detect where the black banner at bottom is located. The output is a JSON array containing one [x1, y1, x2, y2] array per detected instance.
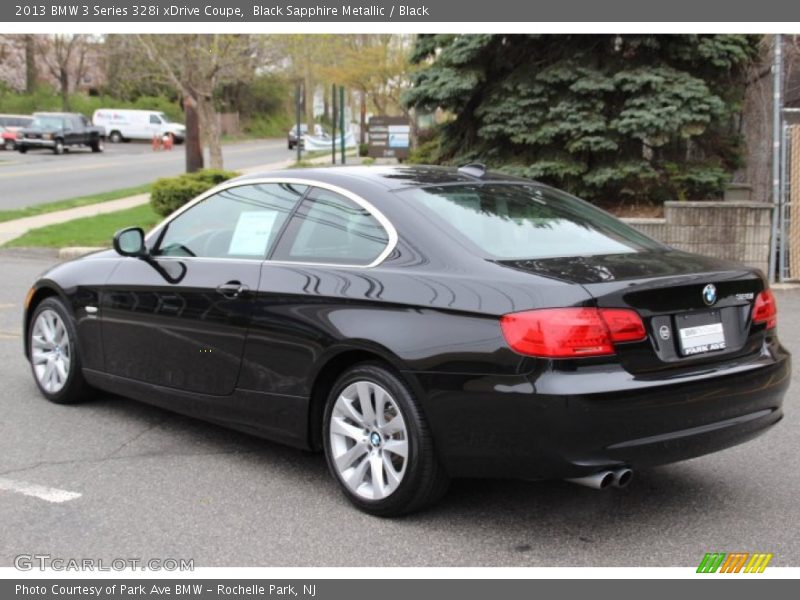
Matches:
[[2, 579, 796, 600]]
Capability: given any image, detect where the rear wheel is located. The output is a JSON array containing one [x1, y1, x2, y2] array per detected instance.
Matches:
[[18, 146, 27, 153], [90, 139, 104, 153], [28, 297, 93, 404], [323, 363, 449, 516], [4, 140, 15, 151]]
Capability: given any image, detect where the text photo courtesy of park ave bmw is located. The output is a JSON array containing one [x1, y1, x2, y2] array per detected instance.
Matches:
[[0, 0, 799, 591]]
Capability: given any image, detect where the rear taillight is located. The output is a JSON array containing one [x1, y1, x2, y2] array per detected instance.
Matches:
[[753, 289, 777, 330], [500, 307, 646, 358]]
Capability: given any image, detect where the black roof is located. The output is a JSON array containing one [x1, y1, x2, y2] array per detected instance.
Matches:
[[236, 165, 535, 191]]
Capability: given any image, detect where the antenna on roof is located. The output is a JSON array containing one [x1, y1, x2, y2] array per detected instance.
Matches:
[[457, 163, 487, 178]]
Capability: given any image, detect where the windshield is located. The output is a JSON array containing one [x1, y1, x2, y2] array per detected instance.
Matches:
[[158, 113, 171, 123], [399, 183, 664, 260], [32, 116, 66, 129]]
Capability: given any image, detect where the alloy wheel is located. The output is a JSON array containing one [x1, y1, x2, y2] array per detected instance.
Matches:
[[329, 380, 409, 500], [31, 309, 72, 394]]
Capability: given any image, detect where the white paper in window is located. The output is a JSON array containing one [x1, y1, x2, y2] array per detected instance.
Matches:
[[228, 211, 278, 256]]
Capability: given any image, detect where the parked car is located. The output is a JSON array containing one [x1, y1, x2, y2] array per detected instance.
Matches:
[[22, 165, 790, 516], [16, 112, 105, 155], [287, 123, 325, 149], [92, 109, 185, 144], [0, 114, 34, 151]]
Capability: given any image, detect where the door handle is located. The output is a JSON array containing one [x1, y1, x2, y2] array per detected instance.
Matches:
[[216, 281, 249, 299]]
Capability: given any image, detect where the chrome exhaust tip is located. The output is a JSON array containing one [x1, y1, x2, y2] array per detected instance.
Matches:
[[611, 468, 634, 488], [566, 470, 615, 490]]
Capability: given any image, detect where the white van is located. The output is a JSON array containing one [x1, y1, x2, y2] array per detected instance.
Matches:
[[92, 109, 186, 144]]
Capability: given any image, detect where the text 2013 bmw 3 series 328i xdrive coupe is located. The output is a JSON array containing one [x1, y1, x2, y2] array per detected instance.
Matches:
[[23, 165, 790, 516]]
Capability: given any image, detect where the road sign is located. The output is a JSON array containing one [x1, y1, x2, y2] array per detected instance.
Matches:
[[368, 116, 410, 160]]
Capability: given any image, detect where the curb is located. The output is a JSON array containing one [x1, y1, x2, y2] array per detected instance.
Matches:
[[58, 246, 107, 260]]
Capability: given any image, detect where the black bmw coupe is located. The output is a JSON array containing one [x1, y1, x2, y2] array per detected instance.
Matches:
[[23, 165, 790, 515]]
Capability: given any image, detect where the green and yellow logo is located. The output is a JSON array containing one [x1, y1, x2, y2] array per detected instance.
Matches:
[[697, 552, 773, 573]]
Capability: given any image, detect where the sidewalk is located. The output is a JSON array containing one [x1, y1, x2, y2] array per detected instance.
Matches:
[[0, 155, 309, 247]]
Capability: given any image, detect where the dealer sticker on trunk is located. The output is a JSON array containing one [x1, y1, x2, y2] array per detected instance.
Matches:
[[679, 322, 726, 356]]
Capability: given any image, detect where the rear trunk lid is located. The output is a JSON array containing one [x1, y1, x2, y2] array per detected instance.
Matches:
[[500, 249, 768, 374]]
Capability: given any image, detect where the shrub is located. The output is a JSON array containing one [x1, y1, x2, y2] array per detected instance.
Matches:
[[150, 169, 239, 217], [358, 143, 369, 157]]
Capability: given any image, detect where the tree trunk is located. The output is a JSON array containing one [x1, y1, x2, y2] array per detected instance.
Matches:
[[736, 47, 774, 202], [25, 35, 37, 93], [198, 94, 223, 170], [184, 96, 204, 173], [59, 69, 70, 111], [304, 76, 315, 131], [359, 91, 367, 145]]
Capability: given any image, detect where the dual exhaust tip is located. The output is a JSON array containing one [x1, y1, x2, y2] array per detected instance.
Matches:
[[566, 467, 633, 490]]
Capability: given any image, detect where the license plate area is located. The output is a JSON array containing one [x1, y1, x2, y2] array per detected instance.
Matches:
[[676, 311, 726, 356]]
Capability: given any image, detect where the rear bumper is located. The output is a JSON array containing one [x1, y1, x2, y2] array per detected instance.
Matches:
[[413, 342, 790, 479]]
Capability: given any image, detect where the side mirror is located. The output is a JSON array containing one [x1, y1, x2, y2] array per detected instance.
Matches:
[[113, 227, 147, 257]]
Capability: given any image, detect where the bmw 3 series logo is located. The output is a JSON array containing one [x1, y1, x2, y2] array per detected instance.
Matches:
[[702, 284, 717, 306]]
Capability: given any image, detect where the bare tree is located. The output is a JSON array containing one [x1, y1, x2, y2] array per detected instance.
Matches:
[[737, 35, 800, 202], [37, 34, 88, 110], [136, 34, 258, 170]]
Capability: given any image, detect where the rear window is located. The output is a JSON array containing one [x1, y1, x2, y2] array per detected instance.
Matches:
[[398, 184, 663, 259]]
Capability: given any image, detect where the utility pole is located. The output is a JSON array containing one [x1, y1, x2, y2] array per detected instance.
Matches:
[[339, 85, 346, 165], [768, 34, 783, 283], [295, 83, 302, 163], [331, 83, 337, 164]]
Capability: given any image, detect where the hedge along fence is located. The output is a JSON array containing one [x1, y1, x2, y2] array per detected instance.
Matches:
[[150, 169, 240, 217]]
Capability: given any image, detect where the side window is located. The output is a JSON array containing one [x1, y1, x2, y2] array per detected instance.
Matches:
[[271, 187, 390, 266], [149, 114, 161, 124], [156, 183, 307, 259]]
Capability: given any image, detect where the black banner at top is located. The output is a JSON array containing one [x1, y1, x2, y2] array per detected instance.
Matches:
[[3, 0, 800, 22]]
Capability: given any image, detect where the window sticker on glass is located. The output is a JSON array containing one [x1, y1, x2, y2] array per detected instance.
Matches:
[[228, 211, 278, 256]]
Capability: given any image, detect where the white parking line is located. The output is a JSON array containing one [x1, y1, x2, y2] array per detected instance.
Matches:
[[0, 477, 81, 503]]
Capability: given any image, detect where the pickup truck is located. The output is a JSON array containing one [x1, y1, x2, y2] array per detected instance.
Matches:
[[16, 112, 105, 155]]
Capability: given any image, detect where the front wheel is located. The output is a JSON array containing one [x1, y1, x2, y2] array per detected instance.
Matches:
[[53, 140, 64, 155], [28, 297, 94, 404], [323, 363, 449, 516], [4, 140, 15, 151], [90, 139, 104, 153]]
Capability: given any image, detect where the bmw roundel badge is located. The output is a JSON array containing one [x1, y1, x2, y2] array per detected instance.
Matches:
[[702, 284, 717, 306]]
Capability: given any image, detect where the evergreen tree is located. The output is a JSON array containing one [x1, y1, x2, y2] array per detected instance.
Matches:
[[403, 34, 758, 205]]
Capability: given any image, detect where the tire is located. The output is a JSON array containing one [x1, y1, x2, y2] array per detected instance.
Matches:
[[288, 141, 294, 150], [53, 139, 64, 155], [109, 131, 123, 144], [90, 139, 104, 153], [4, 140, 15, 151], [323, 362, 449, 516], [28, 297, 94, 405], [18, 146, 27, 154]]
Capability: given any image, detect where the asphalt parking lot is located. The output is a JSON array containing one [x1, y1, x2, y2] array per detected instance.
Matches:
[[0, 251, 798, 567]]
